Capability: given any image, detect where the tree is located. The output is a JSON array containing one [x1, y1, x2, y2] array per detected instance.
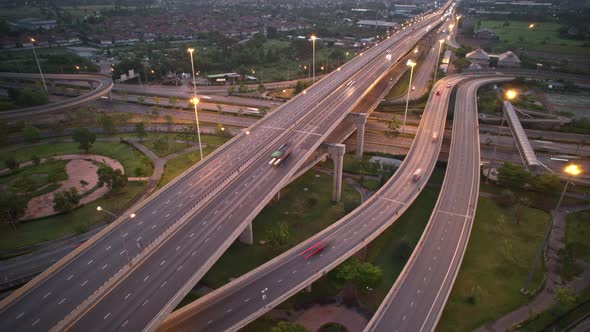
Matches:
[[5, 157, 19, 171], [531, 173, 561, 193], [554, 287, 577, 313], [99, 113, 117, 134], [53, 188, 81, 213], [97, 166, 128, 194], [258, 84, 266, 93], [333, 257, 383, 292], [497, 189, 515, 208], [135, 122, 147, 141], [259, 106, 269, 116], [168, 96, 177, 108], [23, 125, 41, 143], [0, 190, 27, 230], [293, 80, 309, 96], [216, 104, 223, 114], [165, 114, 174, 132], [153, 96, 160, 105], [271, 321, 307, 332], [388, 117, 401, 133], [31, 155, 41, 165], [266, 222, 290, 247], [137, 96, 146, 104], [72, 128, 96, 153], [497, 163, 532, 189]]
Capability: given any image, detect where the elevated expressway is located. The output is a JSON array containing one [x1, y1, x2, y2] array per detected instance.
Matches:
[[0, 4, 452, 332], [366, 76, 513, 332], [0, 73, 113, 119]]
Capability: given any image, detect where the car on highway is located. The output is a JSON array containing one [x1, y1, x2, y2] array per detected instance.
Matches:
[[412, 168, 422, 181], [446, 82, 451, 88], [298, 240, 328, 259], [411, 85, 416, 91], [435, 89, 441, 96], [269, 143, 292, 166], [432, 132, 439, 142]]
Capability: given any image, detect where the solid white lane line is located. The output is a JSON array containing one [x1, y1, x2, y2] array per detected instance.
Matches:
[[104, 312, 111, 320], [208, 320, 213, 325], [160, 281, 167, 288], [122, 233, 128, 238], [178, 203, 183, 207], [144, 275, 150, 282], [439, 210, 471, 218], [139, 221, 143, 225], [160, 260, 166, 266], [189, 233, 194, 238], [122, 320, 129, 327], [124, 293, 131, 300], [176, 246, 181, 251], [16, 312, 24, 319], [214, 210, 218, 215], [244, 298, 250, 303], [152, 225, 156, 229], [142, 300, 149, 306], [292, 270, 297, 274], [226, 308, 232, 313], [205, 238, 210, 243], [203, 221, 207, 226], [165, 213, 170, 218], [176, 265, 183, 271], [380, 197, 406, 205], [87, 259, 94, 265], [67, 275, 74, 280], [105, 245, 111, 251], [81, 280, 88, 286], [411, 301, 414, 307], [58, 298, 66, 304], [101, 264, 108, 270], [192, 251, 197, 256], [32, 318, 40, 326], [120, 250, 126, 255], [43, 292, 52, 299], [152, 210, 158, 215], [165, 200, 170, 204]]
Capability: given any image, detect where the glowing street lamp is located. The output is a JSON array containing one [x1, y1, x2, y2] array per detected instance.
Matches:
[[190, 97, 204, 160], [556, 164, 582, 211], [402, 59, 417, 133], [188, 48, 203, 161], [528, 23, 535, 29], [96, 206, 136, 264], [505, 89, 518, 100], [29, 37, 47, 93], [310, 34, 317, 83]]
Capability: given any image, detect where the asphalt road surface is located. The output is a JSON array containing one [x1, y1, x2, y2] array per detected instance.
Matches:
[[0, 5, 452, 332], [366, 76, 513, 332]]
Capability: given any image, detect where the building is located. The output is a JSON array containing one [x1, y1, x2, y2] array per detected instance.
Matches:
[[11, 18, 57, 31], [466, 48, 490, 66], [474, 27, 496, 39], [498, 51, 521, 67]]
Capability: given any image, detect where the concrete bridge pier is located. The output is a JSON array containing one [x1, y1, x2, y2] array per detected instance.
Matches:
[[348, 113, 368, 159], [239, 222, 254, 245], [326, 143, 345, 202], [88, 80, 95, 90]]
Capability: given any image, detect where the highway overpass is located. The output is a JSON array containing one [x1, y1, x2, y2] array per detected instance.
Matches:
[[0, 73, 113, 119], [0, 3, 454, 331]]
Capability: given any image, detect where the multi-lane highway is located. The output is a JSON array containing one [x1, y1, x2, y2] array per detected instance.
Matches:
[[366, 76, 513, 332], [0, 4, 452, 331], [0, 73, 113, 119], [157, 70, 461, 331]]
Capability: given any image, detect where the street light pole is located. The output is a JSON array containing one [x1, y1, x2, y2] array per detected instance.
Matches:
[[311, 35, 317, 83], [96, 206, 135, 265], [30, 38, 47, 93], [188, 48, 204, 161], [433, 39, 444, 83], [402, 59, 416, 134]]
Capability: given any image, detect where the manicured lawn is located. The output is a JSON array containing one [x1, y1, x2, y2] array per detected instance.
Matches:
[[157, 146, 217, 188], [0, 140, 154, 177], [479, 20, 590, 55], [200, 171, 361, 288], [142, 139, 192, 158], [0, 182, 146, 251], [0, 160, 68, 195], [436, 197, 549, 332]]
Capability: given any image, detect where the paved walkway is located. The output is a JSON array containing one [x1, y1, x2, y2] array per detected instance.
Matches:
[[476, 204, 590, 332], [295, 305, 368, 332]]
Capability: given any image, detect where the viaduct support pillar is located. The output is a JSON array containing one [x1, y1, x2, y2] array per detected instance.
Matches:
[[88, 80, 94, 90], [326, 143, 345, 202], [347, 113, 368, 159], [239, 222, 253, 245]]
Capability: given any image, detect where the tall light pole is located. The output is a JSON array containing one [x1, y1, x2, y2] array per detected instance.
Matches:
[[96, 206, 135, 265], [310, 35, 317, 83], [402, 59, 416, 134], [188, 48, 204, 161], [191, 97, 204, 161], [29, 38, 47, 93], [433, 39, 444, 83], [521, 163, 581, 294]]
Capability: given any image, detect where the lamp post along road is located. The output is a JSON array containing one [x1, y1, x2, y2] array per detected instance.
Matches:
[[402, 59, 416, 134], [96, 206, 135, 265], [30, 38, 47, 93], [188, 48, 204, 161], [311, 35, 317, 83]]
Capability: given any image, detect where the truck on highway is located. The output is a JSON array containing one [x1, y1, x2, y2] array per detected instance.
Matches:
[[269, 143, 292, 166], [413, 168, 422, 181]]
